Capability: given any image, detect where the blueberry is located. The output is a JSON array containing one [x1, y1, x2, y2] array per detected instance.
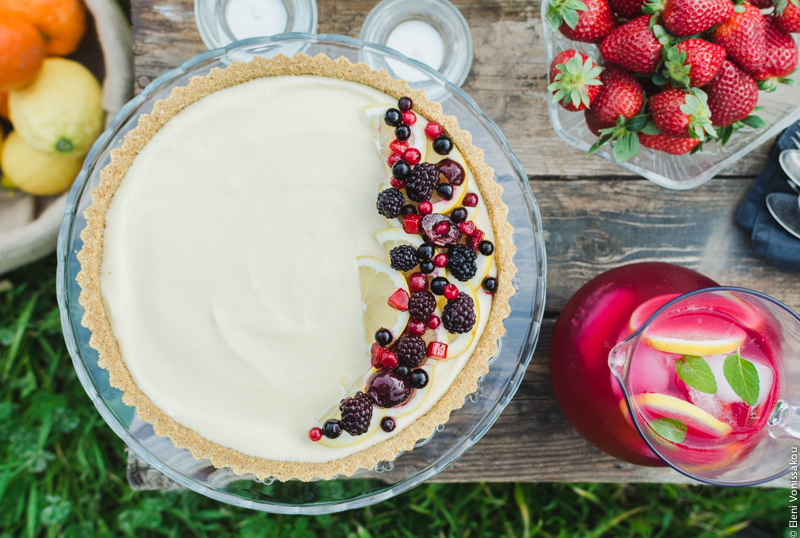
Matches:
[[432, 135, 453, 155], [392, 161, 412, 181], [323, 419, 342, 439], [437, 183, 454, 200], [417, 243, 435, 261], [408, 369, 429, 389], [381, 417, 396, 432], [482, 277, 498, 294], [402, 204, 418, 216], [419, 260, 435, 274], [394, 365, 410, 379], [375, 328, 393, 347], [478, 240, 494, 256], [451, 207, 468, 223], [384, 108, 402, 127], [398, 97, 413, 112], [430, 276, 449, 295], [395, 124, 411, 141]]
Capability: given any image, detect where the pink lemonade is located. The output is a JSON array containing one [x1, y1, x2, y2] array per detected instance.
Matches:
[[627, 295, 781, 470]]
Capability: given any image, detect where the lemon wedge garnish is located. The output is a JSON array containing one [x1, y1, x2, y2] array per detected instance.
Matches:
[[363, 104, 428, 179], [436, 277, 480, 359], [644, 335, 741, 356], [374, 227, 425, 256], [357, 256, 410, 348], [635, 393, 733, 437]]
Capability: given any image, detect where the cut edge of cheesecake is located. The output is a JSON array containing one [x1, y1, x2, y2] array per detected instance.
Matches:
[[76, 53, 517, 482]]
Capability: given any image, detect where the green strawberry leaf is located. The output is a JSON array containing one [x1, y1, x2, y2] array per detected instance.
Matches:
[[723, 350, 760, 407], [649, 417, 687, 443], [741, 115, 767, 129], [642, 121, 661, 135], [675, 356, 717, 394], [690, 140, 705, 154], [626, 114, 651, 132], [652, 73, 669, 86], [734, 3, 746, 12]]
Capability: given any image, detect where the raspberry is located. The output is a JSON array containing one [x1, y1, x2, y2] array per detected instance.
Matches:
[[390, 245, 419, 272], [377, 188, 405, 219], [442, 292, 476, 334], [405, 163, 439, 202], [447, 244, 478, 282], [339, 392, 374, 436], [394, 334, 427, 368], [408, 290, 436, 321]]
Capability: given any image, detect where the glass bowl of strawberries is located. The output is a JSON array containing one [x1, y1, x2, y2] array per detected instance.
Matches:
[[543, 0, 800, 190]]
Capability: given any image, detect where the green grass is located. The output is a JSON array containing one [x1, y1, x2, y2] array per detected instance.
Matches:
[[0, 257, 789, 538]]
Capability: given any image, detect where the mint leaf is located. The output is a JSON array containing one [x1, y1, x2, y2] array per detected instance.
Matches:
[[723, 352, 760, 407], [649, 417, 687, 443], [676, 355, 717, 394]]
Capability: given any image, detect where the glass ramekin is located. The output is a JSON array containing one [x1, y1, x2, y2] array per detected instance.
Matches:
[[56, 34, 546, 515], [542, 2, 800, 190]]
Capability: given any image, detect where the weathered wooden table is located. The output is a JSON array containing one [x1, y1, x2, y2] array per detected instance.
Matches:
[[128, 0, 796, 489]]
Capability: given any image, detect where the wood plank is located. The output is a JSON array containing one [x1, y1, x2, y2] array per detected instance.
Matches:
[[131, 0, 773, 179]]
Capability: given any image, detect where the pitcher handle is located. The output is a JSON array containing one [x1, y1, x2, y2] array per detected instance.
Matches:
[[769, 400, 800, 439]]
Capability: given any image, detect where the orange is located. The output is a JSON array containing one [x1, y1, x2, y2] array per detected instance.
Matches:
[[0, 16, 45, 92], [0, 0, 87, 56], [0, 92, 8, 119]]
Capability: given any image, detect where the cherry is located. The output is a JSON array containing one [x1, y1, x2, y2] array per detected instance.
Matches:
[[435, 159, 465, 186], [418, 201, 433, 215], [428, 315, 441, 329], [367, 370, 412, 408], [425, 121, 443, 139], [407, 318, 426, 336], [433, 253, 448, 268], [421, 214, 461, 247], [403, 111, 417, 125], [434, 221, 450, 236], [408, 272, 429, 292], [404, 147, 421, 165], [402, 204, 418, 216], [443, 284, 459, 300], [308, 427, 323, 442], [463, 193, 478, 207]]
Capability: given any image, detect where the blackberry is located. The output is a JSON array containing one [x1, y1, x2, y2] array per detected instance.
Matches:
[[430, 276, 449, 295], [339, 392, 374, 436], [377, 188, 405, 219], [394, 334, 426, 368], [442, 292, 476, 334], [447, 244, 478, 282], [408, 291, 436, 321], [390, 245, 418, 272], [405, 163, 439, 202]]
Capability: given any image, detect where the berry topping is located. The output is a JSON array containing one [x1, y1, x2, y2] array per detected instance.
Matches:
[[403, 111, 417, 125], [432, 135, 453, 155], [371, 342, 387, 368], [434, 221, 451, 236], [392, 161, 412, 181], [390, 244, 419, 272], [308, 427, 323, 442], [463, 193, 478, 207], [435, 159, 466, 186], [417, 243, 435, 261], [437, 183, 454, 200], [395, 365, 410, 379], [408, 290, 436, 321], [395, 124, 411, 141], [430, 276, 449, 295], [433, 253, 448, 268], [403, 213, 420, 234], [428, 315, 441, 329], [380, 417, 396, 432], [406, 162, 439, 202], [427, 341, 448, 359], [401, 204, 418, 216], [482, 277, 498, 294], [375, 328, 393, 347], [447, 244, 478, 282], [387, 153, 402, 167], [388, 288, 409, 311], [377, 188, 405, 219], [323, 419, 342, 439], [478, 240, 494, 256], [421, 214, 462, 247], [409, 369, 429, 389], [425, 121, 443, 139], [407, 318, 427, 336], [339, 393, 374, 436], [398, 96, 413, 112], [418, 201, 433, 215], [443, 283, 459, 301], [390, 139, 409, 155], [403, 147, 421, 165], [459, 221, 476, 236], [408, 272, 429, 292], [390, 177, 406, 190], [442, 292, 477, 334], [468, 230, 484, 250], [385, 108, 402, 127], [382, 351, 399, 370], [419, 260, 435, 274], [450, 207, 468, 223], [394, 334, 427, 367], [367, 370, 412, 408]]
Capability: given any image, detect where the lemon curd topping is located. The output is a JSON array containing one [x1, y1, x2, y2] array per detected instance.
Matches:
[[99, 75, 496, 463]]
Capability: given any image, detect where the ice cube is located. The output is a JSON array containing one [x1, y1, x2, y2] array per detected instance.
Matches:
[[705, 354, 774, 406]]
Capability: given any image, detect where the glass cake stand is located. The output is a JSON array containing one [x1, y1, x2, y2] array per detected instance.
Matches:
[[56, 34, 547, 515]]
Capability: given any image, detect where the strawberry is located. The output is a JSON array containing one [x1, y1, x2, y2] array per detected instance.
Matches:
[[749, 0, 774, 6], [591, 66, 646, 126], [752, 17, 798, 91], [638, 132, 701, 154], [585, 109, 606, 136], [645, 0, 735, 37], [703, 59, 760, 129], [600, 16, 664, 74], [647, 88, 716, 139], [662, 39, 727, 88], [775, 0, 800, 33], [548, 50, 604, 111], [547, 0, 618, 43], [710, 3, 767, 74], [608, 0, 647, 19]]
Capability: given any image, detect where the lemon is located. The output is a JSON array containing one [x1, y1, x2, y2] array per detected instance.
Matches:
[[644, 335, 741, 356], [374, 227, 425, 257], [363, 104, 428, 179], [357, 256, 410, 348], [436, 278, 480, 359], [1, 131, 82, 195], [635, 393, 733, 437], [9, 58, 103, 157], [469, 252, 493, 289]]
